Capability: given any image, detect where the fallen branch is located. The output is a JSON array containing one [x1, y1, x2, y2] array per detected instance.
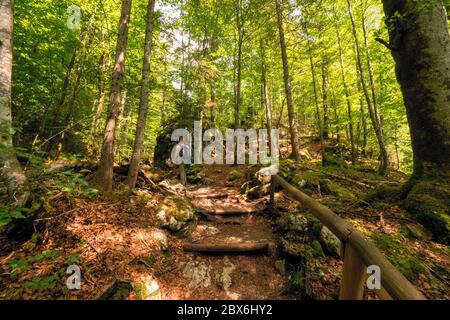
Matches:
[[308, 168, 373, 189], [183, 241, 270, 254], [196, 208, 242, 225]]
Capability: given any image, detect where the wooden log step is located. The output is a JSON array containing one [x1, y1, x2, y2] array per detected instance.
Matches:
[[183, 241, 270, 254], [207, 209, 264, 216], [190, 193, 229, 199]]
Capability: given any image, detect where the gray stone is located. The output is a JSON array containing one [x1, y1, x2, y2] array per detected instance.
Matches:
[[156, 196, 195, 231], [319, 227, 342, 258], [180, 261, 211, 289], [288, 214, 308, 232], [406, 223, 432, 241]]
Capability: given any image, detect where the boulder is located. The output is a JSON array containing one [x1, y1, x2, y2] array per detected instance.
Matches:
[[319, 227, 342, 258], [405, 223, 432, 241], [156, 196, 196, 232], [149, 229, 168, 250], [133, 275, 161, 300], [180, 261, 211, 289], [288, 214, 308, 233]]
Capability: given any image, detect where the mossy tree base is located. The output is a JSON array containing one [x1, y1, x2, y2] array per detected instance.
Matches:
[[366, 178, 450, 244]]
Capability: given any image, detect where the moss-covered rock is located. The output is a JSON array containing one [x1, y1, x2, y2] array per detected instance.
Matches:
[[319, 227, 342, 258], [322, 154, 348, 168], [228, 170, 243, 181], [311, 240, 325, 257], [288, 213, 309, 232], [402, 181, 450, 244], [156, 196, 196, 232]]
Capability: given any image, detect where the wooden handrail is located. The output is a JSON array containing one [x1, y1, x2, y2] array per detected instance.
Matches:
[[271, 174, 425, 300]]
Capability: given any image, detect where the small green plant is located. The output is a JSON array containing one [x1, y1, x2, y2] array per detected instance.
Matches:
[[22, 274, 59, 291], [55, 170, 98, 198], [228, 170, 243, 181], [7, 249, 62, 279], [0, 204, 30, 227], [65, 252, 81, 265], [15, 147, 44, 166]]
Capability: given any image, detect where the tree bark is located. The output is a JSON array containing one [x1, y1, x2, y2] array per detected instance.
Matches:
[[275, 0, 299, 160], [0, 0, 30, 208], [336, 25, 356, 164], [321, 63, 330, 140], [96, 0, 132, 192], [304, 22, 326, 163], [90, 51, 110, 159], [234, 0, 244, 129], [347, 0, 388, 175], [361, 1, 388, 175], [381, 0, 450, 179], [127, 0, 156, 189], [260, 39, 273, 153]]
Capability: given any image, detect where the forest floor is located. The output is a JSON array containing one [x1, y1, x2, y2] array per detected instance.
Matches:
[[0, 138, 449, 300]]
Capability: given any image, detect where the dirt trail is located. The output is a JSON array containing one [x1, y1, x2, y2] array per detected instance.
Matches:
[[159, 165, 294, 300]]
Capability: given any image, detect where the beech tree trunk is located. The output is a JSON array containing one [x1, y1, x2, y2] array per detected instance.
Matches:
[[126, 0, 156, 189], [96, 0, 132, 192], [260, 39, 273, 153], [381, 0, 450, 179], [347, 0, 388, 175], [321, 63, 330, 140], [361, 2, 389, 175], [0, 0, 30, 208], [336, 25, 356, 164], [275, 0, 299, 160], [234, 0, 244, 130]]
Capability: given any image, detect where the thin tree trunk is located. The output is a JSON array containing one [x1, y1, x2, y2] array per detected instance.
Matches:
[[234, 0, 244, 129], [96, 0, 132, 192], [304, 22, 325, 162], [91, 51, 110, 159], [0, 0, 30, 208], [336, 25, 356, 164], [275, 0, 299, 159], [321, 62, 330, 140], [260, 38, 273, 153], [127, 0, 156, 188], [381, 0, 450, 179], [361, 0, 388, 174], [347, 0, 388, 175]]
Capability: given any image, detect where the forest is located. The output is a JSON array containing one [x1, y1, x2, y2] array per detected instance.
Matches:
[[0, 0, 449, 300]]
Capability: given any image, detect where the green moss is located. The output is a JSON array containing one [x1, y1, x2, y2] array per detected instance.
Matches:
[[363, 185, 403, 204], [311, 240, 325, 257], [371, 233, 427, 280], [403, 181, 450, 244], [228, 170, 243, 181]]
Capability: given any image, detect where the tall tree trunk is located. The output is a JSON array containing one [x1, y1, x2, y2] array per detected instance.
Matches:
[[382, 0, 450, 179], [90, 51, 110, 159], [361, 1, 389, 174], [336, 25, 356, 164], [234, 0, 244, 130], [321, 62, 330, 140], [210, 83, 216, 125], [0, 0, 30, 208], [347, 0, 388, 175], [260, 38, 273, 153], [304, 21, 325, 162], [96, 0, 132, 192], [127, 0, 156, 188], [275, 0, 299, 159]]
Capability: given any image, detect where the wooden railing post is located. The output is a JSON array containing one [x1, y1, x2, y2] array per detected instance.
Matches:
[[180, 163, 186, 186], [270, 175, 275, 208], [339, 243, 366, 300]]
